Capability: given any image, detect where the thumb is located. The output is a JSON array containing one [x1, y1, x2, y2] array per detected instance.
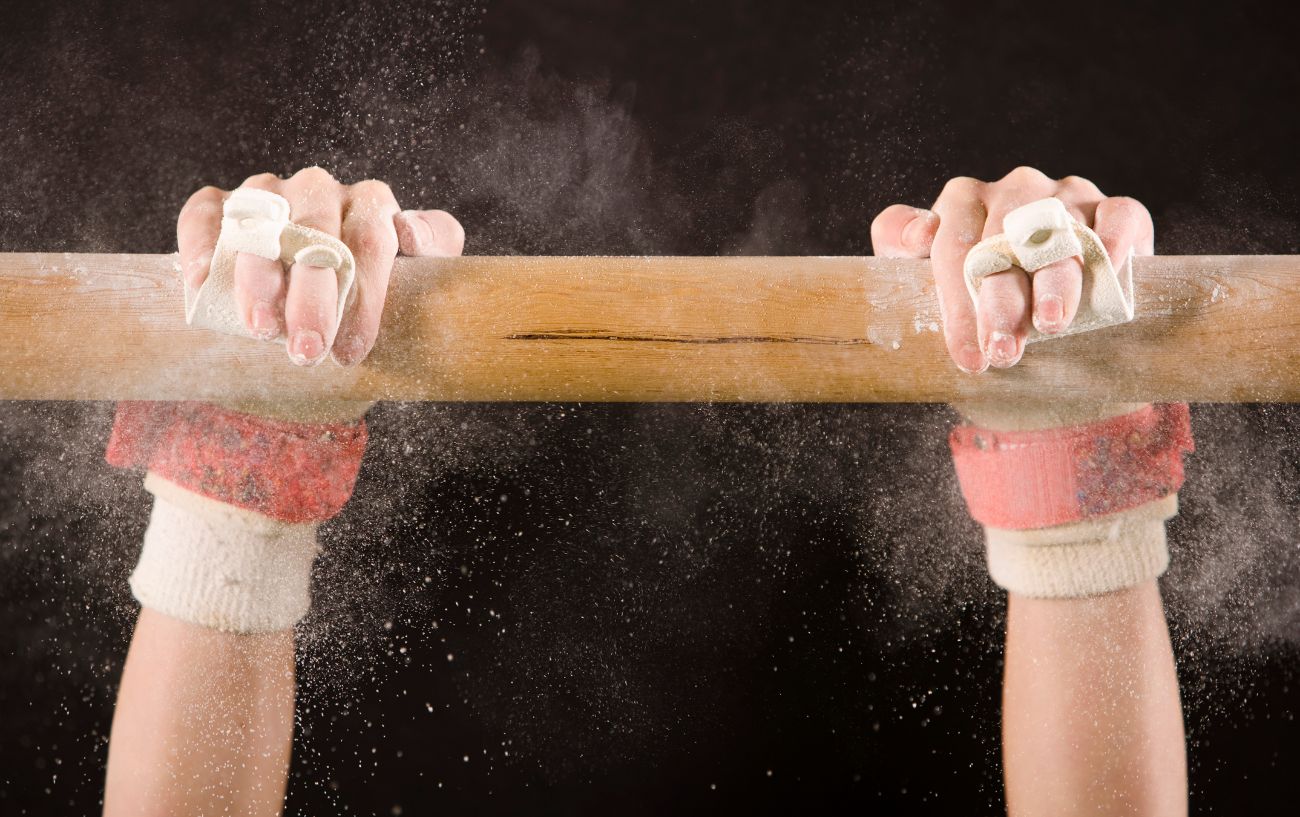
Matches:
[[394, 209, 466, 258], [871, 204, 939, 259]]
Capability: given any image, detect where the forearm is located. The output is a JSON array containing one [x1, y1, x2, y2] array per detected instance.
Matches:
[[949, 401, 1192, 814], [1003, 580, 1186, 817], [873, 177, 1192, 815], [101, 443, 327, 814], [104, 608, 295, 817], [100, 169, 432, 814]]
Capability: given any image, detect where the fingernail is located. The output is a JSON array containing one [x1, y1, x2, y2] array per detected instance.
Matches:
[[185, 253, 212, 288], [1034, 295, 1064, 333], [251, 300, 279, 339], [401, 210, 435, 252], [901, 210, 936, 251], [290, 329, 325, 366], [955, 341, 988, 374], [987, 331, 1019, 366], [333, 334, 367, 366]]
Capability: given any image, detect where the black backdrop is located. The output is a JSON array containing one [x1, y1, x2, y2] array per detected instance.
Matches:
[[2, 0, 1299, 814]]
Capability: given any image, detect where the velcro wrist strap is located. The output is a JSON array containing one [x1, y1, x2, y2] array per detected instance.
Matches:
[[949, 403, 1194, 530], [106, 401, 367, 523]]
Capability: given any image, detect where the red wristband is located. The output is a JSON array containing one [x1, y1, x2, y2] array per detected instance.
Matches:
[[106, 401, 368, 524], [949, 402, 1194, 530]]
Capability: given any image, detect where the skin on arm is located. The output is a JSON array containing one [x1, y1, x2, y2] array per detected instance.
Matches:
[[104, 610, 296, 817], [103, 168, 465, 815], [873, 168, 1187, 815], [1004, 583, 1186, 817]]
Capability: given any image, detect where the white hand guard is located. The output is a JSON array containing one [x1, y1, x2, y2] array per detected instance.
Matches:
[[184, 187, 357, 345], [963, 197, 1134, 342]]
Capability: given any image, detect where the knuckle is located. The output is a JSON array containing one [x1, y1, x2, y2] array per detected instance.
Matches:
[[190, 185, 225, 203], [346, 188, 400, 224], [1003, 165, 1047, 184], [981, 294, 1024, 315], [1041, 257, 1084, 276], [180, 186, 224, 217], [1098, 196, 1153, 235], [292, 165, 336, 187], [1104, 195, 1147, 216], [350, 178, 395, 201], [930, 237, 968, 264], [941, 176, 982, 198], [288, 168, 342, 202], [241, 172, 280, 188], [979, 283, 1028, 314], [350, 225, 398, 259], [1059, 174, 1099, 193]]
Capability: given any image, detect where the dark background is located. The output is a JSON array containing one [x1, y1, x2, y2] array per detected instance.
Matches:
[[2, 0, 1300, 814]]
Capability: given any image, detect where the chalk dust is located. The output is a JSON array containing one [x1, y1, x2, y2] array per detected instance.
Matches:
[[0, 0, 1298, 808]]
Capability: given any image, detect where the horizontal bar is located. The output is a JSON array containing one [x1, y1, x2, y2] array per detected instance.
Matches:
[[0, 253, 1294, 402]]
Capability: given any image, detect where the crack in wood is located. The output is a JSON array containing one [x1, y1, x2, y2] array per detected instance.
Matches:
[[506, 332, 872, 346]]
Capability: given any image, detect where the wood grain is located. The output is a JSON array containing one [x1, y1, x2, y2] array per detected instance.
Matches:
[[0, 253, 1294, 402]]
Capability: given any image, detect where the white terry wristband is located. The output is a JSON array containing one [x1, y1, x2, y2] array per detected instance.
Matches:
[[984, 493, 1177, 598], [129, 473, 320, 633]]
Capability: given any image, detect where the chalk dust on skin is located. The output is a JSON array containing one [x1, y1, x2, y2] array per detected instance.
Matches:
[[3, 0, 1300, 805]]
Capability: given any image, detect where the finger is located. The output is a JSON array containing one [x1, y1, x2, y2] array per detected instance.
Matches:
[[333, 181, 401, 366], [224, 173, 290, 339], [977, 268, 1032, 368], [870, 204, 939, 259], [1093, 196, 1155, 272], [283, 166, 344, 237], [1029, 258, 1083, 335], [983, 192, 1083, 337], [176, 186, 225, 291], [1031, 180, 1105, 333], [1057, 175, 1104, 226], [981, 186, 1058, 241], [285, 263, 339, 366], [395, 209, 466, 257], [234, 252, 287, 340], [981, 165, 1055, 236], [278, 168, 345, 366], [983, 180, 1093, 336], [930, 177, 989, 373], [240, 172, 282, 190], [1058, 174, 1103, 199], [996, 165, 1054, 190]]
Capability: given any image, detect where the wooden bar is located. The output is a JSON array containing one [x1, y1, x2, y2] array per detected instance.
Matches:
[[0, 253, 1294, 402]]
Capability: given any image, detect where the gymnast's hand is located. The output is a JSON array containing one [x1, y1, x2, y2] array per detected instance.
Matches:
[[869, 166, 1154, 373], [175, 166, 465, 367]]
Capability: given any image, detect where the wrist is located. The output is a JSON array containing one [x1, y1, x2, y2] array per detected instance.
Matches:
[[130, 474, 319, 633], [985, 494, 1176, 598], [950, 403, 1192, 530], [108, 400, 369, 632], [949, 402, 1194, 598], [107, 400, 368, 523]]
